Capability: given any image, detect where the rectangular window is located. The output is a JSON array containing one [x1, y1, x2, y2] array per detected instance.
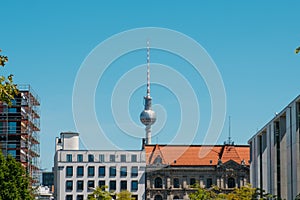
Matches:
[[98, 166, 105, 177], [131, 180, 138, 192], [120, 166, 127, 177], [77, 166, 84, 177], [88, 154, 94, 162], [206, 178, 212, 188], [131, 154, 137, 162], [66, 195, 73, 200], [190, 178, 196, 186], [8, 107, 17, 113], [66, 154, 72, 162], [109, 180, 116, 191], [121, 154, 126, 162], [88, 180, 95, 190], [173, 178, 180, 188], [131, 166, 138, 177], [8, 122, 17, 134], [66, 166, 73, 177], [109, 166, 116, 177], [66, 180, 73, 191], [77, 180, 84, 191], [88, 166, 95, 177], [7, 150, 16, 158], [77, 195, 84, 200], [121, 180, 127, 190], [77, 154, 83, 162], [99, 154, 105, 162], [110, 154, 115, 162], [99, 180, 106, 189]]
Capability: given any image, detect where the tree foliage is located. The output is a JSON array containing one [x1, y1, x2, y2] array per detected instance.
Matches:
[[87, 186, 113, 200], [0, 152, 34, 200], [296, 46, 300, 54], [188, 184, 278, 200], [0, 49, 18, 106], [88, 187, 135, 200], [116, 190, 135, 200]]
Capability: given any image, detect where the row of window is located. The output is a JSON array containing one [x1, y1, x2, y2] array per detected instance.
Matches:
[[66, 166, 139, 178], [66, 154, 138, 163], [65, 180, 138, 192], [153, 177, 212, 188]]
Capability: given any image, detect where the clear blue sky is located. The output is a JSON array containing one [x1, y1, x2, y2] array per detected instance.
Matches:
[[1, 1, 300, 170]]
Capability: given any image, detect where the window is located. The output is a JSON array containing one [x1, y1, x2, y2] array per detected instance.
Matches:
[[7, 150, 16, 157], [131, 180, 138, 191], [66, 166, 73, 177], [121, 154, 126, 162], [109, 166, 116, 177], [66, 195, 73, 200], [66, 154, 72, 162], [120, 180, 127, 190], [99, 154, 105, 162], [77, 195, 84, 200], [109, 180, 116, 191], [190, 178, 196, 186], [88, 180, 95, 190], [88, 154, 94, 162], [99, 180, 105, 189], [77, 180, 84, 191], [98, 166, 105, 177], [154, 195, 162, 200], [120, 166, 127, 177], [173, 178, 180, 188], [228, 177, 235, 188], [77, 166, 84, 177], [66, 180, 73, 191], [154, 177, 162, 188], [8, 122, 17, 133], [110, 154, 115, 162], [131, 154, 137, 162], [131, 166, 138, 177], [88, 166, 95, 177], [77, 154, 83, 162], [8, 107, 17, 113], [206, 178, 212, 188]]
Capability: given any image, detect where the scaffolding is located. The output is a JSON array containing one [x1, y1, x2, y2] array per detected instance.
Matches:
[[0, 84, 40, 186]]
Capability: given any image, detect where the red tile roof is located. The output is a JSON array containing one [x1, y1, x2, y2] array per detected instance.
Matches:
[[145, 144, 250, 166]]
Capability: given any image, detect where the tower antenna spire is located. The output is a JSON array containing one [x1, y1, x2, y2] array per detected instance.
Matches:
[[147, 40, 151, 97], [140, 40, 156, 145], [228, 116, 231, 144]]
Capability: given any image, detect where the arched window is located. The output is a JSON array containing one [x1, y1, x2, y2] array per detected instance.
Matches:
[[228, 177, 235, 188], [155, 177, 163, 188], [173, 196, 180, 199], [173, 178, 179, 188], [154, 195, 163, 200]]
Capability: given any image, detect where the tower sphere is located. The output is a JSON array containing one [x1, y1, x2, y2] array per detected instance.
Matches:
[[140, 109, 156, 126]]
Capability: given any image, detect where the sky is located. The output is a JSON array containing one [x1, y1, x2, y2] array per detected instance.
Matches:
[[1, 1, 300, 170]]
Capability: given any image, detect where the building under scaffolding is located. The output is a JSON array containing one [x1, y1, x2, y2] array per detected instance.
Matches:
[[0, 84, 40, 185]]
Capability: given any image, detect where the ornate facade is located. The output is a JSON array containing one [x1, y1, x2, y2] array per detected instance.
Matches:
[[145, 144, 250, 200]]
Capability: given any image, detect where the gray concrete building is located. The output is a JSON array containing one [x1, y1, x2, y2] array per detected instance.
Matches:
[[248, 95, 300, 199]]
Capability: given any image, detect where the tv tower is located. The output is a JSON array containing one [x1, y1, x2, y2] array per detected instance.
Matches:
[[140, 41, 156, 145]]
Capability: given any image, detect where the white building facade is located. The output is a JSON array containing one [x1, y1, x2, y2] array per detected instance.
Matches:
[[54, 132, 146, 200], [248, 95, 300, 199]]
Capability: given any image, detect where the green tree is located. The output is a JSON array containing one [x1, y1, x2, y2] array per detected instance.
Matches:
[[0, 49, 18, 106], [116, 190, 134, 200], [189, 184, 218, 200], [0, 152, 34, 200], [296, 46, 300, 54], [87, 186, 113, 200]]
